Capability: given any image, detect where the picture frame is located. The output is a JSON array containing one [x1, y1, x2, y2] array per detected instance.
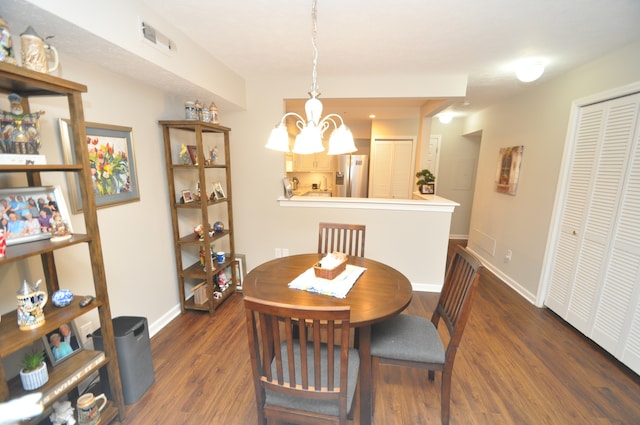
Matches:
[[59, 119, 140, 213], [42, 321, 84, 367], [232, 253, 247, 291], [182, 189, 194, 203], [0, 186, 72, 246], [419, 183, 435, 195], [282, 177, 293, 198], [212, 182, 226, 200], [187, 145, 198, 165], [495, 145, 524, 195]]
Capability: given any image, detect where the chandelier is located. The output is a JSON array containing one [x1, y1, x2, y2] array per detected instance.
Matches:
[[265, 0, 357, 155]]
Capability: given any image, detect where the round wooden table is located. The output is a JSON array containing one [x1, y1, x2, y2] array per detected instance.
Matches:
[[243, 253, 413, 425]]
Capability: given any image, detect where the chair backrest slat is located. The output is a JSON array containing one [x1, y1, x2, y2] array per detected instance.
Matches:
[[433, 245, 483, 351], [244, 296, 351, 409], [318, 222, 366, 257]]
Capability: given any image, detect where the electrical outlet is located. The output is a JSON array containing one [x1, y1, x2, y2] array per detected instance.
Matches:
[[282, 248, 289, 256], [80, 322, 93, 344], [275, 248, 282, 258], [505, 249, 512, 263]]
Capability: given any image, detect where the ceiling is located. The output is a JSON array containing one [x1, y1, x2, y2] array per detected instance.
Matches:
[[2, 1, 640, 124], [139, 0, 640, 122]]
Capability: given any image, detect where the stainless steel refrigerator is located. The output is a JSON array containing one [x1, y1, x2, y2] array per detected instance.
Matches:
[[336, 154, 369, 197]]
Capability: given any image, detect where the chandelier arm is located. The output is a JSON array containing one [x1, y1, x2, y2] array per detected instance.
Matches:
[[322, 114, 345, 126]]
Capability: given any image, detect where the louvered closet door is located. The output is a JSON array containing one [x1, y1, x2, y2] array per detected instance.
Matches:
[[545, 92, 640, 371]]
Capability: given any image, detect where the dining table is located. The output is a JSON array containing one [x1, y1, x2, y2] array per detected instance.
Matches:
[[242, 253, 413, 425]]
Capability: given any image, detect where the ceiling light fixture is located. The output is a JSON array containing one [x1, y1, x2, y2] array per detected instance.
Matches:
[[265, 0, 356, 155], [516, 59, 545, 83], [438, 113, 453, 124]]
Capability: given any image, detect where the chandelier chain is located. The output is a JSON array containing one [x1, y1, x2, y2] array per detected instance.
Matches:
[[310, 0, 319, 97]]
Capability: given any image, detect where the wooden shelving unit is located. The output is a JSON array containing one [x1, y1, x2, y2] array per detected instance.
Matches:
[[0, 62, 125, 423], [160, 120, 236, 315]]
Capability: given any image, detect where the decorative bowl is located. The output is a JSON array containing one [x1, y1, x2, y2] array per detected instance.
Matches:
[[52, 289, 74, 307]]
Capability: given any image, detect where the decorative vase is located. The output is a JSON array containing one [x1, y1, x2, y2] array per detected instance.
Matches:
[[20, 362, 49, 391]]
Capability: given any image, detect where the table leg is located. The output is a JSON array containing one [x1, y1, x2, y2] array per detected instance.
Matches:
[[359, 325, 372, 425]]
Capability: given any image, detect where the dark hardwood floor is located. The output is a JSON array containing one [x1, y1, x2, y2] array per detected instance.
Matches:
[[120, 247, 640, 424]]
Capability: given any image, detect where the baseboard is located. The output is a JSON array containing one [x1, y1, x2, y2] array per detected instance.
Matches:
[[465, 246, 537, 305], [148, 303, 182, 338], [412, 282, 442, 292]]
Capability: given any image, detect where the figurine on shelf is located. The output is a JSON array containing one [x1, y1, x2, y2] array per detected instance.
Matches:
[[0, 16, 17, 65], [179, 144, 190, 165], [1, 93, 44, 154], [49, 400, 75, 425], [49, 211, 71, 242], [209, 145, 218, 163]]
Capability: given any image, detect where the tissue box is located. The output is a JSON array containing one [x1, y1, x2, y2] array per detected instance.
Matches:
[[313, 257, 347, 280]]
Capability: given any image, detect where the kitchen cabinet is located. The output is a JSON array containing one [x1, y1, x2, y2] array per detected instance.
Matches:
[[160, 120, 237, 315], [0, 63, 125, 423], [292, 142, 333, 172]]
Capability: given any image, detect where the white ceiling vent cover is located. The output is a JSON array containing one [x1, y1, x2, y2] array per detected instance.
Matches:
[[140, 20, 176, 54]]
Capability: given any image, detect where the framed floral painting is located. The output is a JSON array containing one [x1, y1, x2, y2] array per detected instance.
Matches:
[[60, 119, 139, 212]]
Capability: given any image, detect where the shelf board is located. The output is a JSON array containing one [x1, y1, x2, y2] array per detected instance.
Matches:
[[0, 296, 100, 357], [182, 259, 232, 279], [171, 163, 227, 169], [178, 230, 230, 246], [8, 350, 108, 413], [0, 234, 91, 264], [158, 119, 231, 133], [174, 197, 229, 209], [0, 164, 84, 173], [0, 62, 87, 96], [184, 285, 236, 312]]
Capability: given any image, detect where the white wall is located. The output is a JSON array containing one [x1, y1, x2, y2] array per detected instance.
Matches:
[[430, 118, 480, 238], [464, 39, 640, 304]]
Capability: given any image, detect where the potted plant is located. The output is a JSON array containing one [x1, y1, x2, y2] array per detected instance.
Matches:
[[19, 349, 49, 391], [416, 169, 436, 194]]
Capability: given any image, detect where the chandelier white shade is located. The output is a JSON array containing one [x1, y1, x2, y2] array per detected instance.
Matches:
[[265, 0, 357, 155]]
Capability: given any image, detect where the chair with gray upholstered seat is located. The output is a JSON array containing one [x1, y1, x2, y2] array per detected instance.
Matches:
[[244, 296, 359, 425], [370, 245, 483, 425]]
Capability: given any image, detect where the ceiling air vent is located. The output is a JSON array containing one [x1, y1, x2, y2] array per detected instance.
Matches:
[[140, 21, 176, 54]]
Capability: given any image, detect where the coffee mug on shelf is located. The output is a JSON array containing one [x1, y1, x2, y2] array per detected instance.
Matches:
[[216, 252, 225, 264], [76, 392, 107, 425]]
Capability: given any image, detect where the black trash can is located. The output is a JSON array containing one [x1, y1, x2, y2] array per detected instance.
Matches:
[[92, 316, 155, 404]]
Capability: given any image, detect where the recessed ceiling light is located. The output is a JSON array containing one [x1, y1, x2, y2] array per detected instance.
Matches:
[[369, 114, 376, 119]]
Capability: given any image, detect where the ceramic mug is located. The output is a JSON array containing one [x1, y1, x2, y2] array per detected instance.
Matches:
[[76, 393, 107, 425], [216, 252, 225, 263]]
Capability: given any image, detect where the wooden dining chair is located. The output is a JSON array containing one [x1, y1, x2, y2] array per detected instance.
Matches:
[[318, 222, 366, 257], [244, 296, 359, 425], [370, 245, 483, 425]]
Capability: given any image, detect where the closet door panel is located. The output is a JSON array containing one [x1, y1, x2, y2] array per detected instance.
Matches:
[[595, 110, 640, 358], [566, 97, 640, 332], [545, 105, 604, 315]]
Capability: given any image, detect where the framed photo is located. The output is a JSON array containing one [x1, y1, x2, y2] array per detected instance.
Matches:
[[495, 145, 524, 195], [282, 177, 293, 198], [182, 190, 194, 203], [212, 182, 226, 200], [232, 253, 246, 291], [42, 321, 84, 367], [60, 119, 140, 213], [187, 145, 198, 165], [0, 186, 72, 246], [420, 183, 435, 194]]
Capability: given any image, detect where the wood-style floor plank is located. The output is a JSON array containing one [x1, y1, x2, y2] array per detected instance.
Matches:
[[119, 251, 640, 424]]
